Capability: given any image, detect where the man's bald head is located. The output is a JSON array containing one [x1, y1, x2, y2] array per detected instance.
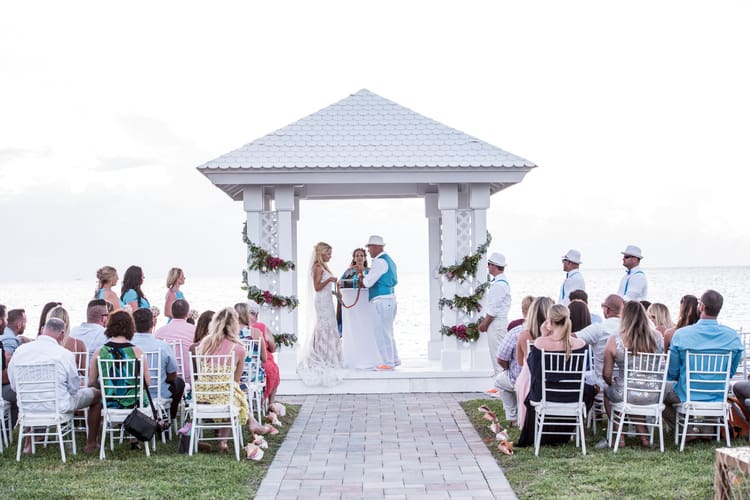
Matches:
[[603, 294, 624, 317]]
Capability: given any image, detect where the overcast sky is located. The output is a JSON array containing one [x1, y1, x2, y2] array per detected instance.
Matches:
[[1, 1, 748, 284]]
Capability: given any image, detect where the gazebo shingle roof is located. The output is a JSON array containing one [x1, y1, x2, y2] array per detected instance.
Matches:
[[197, 89, 536, 170]]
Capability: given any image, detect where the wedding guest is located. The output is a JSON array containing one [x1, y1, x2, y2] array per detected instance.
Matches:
[[48, 305, 87, 371], [189, 310, 215, 364], [155, 299, 195, 381], [516, 304, 594, 447], [247, 300, 280, 413], [95, 266, 123, 311], [164, 267, 186, 321], [10, 317, 103, 454], [196, 307, 274, 447], [663, 295, 699, 351], [121, 265, 150, 310], [359, 236, 400, 370], [574, 294, 624, 392], [617, 245, 648, 301], [491, 295, 533, 405], [647, 303, 674, 335], [37, 301, 62, 335], [602, 300, 664, 446], [568, 300, 592, 333], [235, 302, 267, 387], [132, 308, 184, 421], [508, 295, 534, 332], [568, 290, 602, 324], [1, 304, 17, 426], [514, 296, 554, 426], [559, 249, 585, 306], [478, 252, 511, 378], [89, 310, 150, 450], [70, 299, 109, 358], [1, 308, 28, 354]]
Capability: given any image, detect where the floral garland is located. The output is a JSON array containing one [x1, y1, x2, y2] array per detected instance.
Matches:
[[242, 223, 296, 272], [439, 232, 492, 343], [440, 322, 481, 343], [243, 283, 299, 312], [273, 333, 298, 348], [437, 232, 492, 283]]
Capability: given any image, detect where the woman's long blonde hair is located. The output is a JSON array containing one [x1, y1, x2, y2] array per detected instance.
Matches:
[[622, 301, 659, 355], [166, 267, 183, 288], [199, 306, 241, 355], [234, 302, 251, 328], [527, 296, 554, 340], [547, 303, 574, 358], [311, 242, 333, 276], [647, 302, 674, 330]]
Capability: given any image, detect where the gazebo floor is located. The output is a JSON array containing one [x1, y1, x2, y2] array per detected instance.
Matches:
[[277, 357, 494, 395]]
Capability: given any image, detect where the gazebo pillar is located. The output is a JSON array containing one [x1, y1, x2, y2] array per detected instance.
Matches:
[[438, 184, 462, 370], [469, 184, 492, 370], [425, 193, 442, 361], [243, 186, 264, 288], [274, 186, 298, 337]]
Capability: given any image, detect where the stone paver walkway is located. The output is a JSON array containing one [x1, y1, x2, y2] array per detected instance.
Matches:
[[255, 393, 516, 500]]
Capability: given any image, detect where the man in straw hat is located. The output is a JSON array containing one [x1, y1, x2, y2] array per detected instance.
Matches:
[[617, 244, 648, 301], [356, 235, 400, 370], [478, 252, 511, 379], [560, 249, 586, 306]]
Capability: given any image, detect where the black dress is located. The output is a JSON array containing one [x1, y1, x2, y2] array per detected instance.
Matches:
[[516, 345, 595, 447]]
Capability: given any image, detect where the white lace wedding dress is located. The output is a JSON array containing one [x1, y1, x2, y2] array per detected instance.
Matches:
[[297, 269, 344, 386]]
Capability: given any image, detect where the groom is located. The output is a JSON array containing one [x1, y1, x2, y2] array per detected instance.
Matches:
[[357, 235, 400, 370]]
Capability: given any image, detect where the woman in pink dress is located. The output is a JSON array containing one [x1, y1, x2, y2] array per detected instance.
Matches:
[[246, 300, 281, 415]]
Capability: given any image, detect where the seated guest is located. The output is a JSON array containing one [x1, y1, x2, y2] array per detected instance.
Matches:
[[37, 301, 62, 335], [664, 290, 743, 435], [514, 296, 554, 426], [89, 310, 151, 449], [568, 300, 592, 333], [155, 299, 195, 382], [48, 305, 88, 371], [1, 304, 17, 426], [517, 304, 594, 447], [1, 308, 29, 354], [189, 310, 215, 363], [131, 308, 185, 422], [9, 317, 102, 453], [663, 295, 699, 351], [71, 300, 109, 358], [508, 295, 534, 332], [603, 300, 664, 447], [647, 302, 674, 335], [495, 321, 526, 426], [247, 300, 281, 417], [569, 290, 602, 324], [574, 294, 624, 392]]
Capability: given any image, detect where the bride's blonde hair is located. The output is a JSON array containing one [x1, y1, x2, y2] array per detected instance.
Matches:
[[311, 242, 333, 275]]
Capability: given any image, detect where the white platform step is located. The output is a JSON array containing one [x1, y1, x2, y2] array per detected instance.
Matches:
[[277, 356, 494, 395]]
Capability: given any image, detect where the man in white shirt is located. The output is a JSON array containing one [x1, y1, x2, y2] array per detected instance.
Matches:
[[617, 244, 648, 301], [574, 294, 624, 392], [9, 317, 102, 453], [478, 252, 511, 377], [560, 249, 585, 306], [70, 299, 109, 358]]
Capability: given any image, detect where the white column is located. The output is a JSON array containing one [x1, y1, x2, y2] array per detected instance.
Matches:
[[425, 193, 442, 361], [275, 186, 297, 337], [439, 184, 461, 370], [470, 184, 492, 371], [243, 186, 264, 289]]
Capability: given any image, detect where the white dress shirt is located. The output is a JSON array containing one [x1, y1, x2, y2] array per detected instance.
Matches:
[[8, 335, 81, 414], [483, 273, 511, 321], [617, 265, 648, 301], [560, 269, 586, 305]]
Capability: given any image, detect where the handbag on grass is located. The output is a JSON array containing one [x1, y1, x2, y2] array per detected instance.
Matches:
[[123, 360, 162, 442]]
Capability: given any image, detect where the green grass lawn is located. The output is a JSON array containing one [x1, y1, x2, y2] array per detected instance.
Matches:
[[0, 403, 299, 499], [462, 399, 730, 500]]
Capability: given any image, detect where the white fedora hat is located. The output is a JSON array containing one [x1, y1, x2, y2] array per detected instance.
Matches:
[[621, 244, 644, 259], [366, 235, 386, 246], [488, 252, 507, 267], [561, 249, 582, 264]]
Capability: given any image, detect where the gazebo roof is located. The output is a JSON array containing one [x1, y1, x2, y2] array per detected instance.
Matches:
[[198, 89, 536, 200]]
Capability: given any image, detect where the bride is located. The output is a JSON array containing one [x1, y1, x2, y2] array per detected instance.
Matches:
[[297, 241, 344, 386]]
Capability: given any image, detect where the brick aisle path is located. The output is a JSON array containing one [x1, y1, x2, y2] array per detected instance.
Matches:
[[255, 393, 516, 500]]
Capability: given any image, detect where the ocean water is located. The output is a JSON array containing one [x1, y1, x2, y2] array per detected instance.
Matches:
[[2, 266, 748, 360]]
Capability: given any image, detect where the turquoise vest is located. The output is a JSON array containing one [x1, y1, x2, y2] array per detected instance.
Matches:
[[369, 253, 398, 301]]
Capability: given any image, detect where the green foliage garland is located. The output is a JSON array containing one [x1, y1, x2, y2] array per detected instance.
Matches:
[[437, 232, 492, 283], [242, 223, 296, 272]]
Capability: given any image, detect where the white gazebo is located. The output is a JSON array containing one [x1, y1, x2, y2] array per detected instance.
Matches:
[[198, 89, 536, 393]]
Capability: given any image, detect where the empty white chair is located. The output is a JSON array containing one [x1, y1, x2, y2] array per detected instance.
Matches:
[[190, 352, 243, 461], [98, 355, 152, 459], [674, 351, 733, 451], [530, 349, 589, 457], [607, 351, 670, 452], [14, 362, 76, 462]]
